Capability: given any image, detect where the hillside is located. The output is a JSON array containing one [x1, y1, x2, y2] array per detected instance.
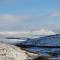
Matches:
[[19, 34, 60, 46]]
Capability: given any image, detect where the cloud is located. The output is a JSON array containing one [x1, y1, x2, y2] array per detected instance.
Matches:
[[0, 14, 30, 21], [0, 14, 31, 27], [0, 29, 56, 38], [49, 12, 60, 17], [31, 29, 56, 35]]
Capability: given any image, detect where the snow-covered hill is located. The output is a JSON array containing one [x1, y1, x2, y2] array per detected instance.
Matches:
[[20, 34, 60, 46]]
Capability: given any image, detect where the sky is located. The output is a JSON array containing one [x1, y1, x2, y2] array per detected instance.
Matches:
[[0, 0, 60, 33]]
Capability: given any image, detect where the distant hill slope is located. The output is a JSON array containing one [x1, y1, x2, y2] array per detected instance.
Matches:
[[19, 34, 60, 46]]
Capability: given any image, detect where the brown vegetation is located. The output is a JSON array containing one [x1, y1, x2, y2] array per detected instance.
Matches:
[[33, 56, 49, 60]]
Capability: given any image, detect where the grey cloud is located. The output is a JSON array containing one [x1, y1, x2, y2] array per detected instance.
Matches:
[[48, 12, 60, 17], [0, 14, 31, 30]]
